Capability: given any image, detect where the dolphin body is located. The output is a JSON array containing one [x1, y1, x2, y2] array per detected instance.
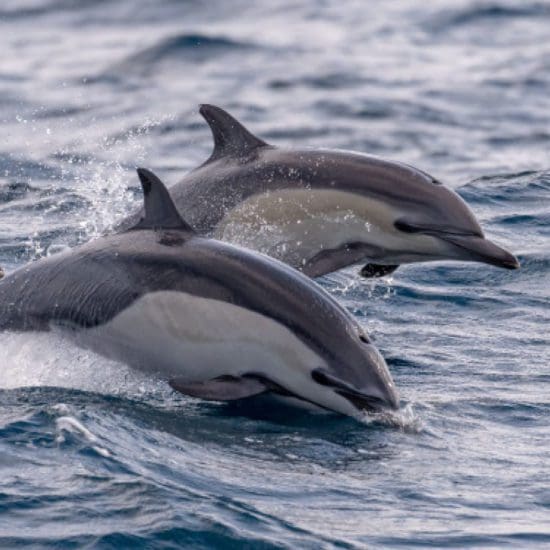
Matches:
[[119, 105, 519, 278], [0, 169, 399, 418]]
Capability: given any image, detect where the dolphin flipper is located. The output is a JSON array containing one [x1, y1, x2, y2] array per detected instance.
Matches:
[[360, 264, 399, 278], [199, 104, 268, 162], [302, 242, 383, 278], [169, 375, 269, 401]]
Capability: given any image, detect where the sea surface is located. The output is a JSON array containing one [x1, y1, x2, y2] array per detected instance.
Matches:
[[0, 1, 549, 548]]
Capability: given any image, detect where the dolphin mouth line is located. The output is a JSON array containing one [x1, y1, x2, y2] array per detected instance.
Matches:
[[311, 368, 399, 413], [248, 371, 397, 415], [241, 374, 353, 415], [394, 219, 483, 238], [435, 233, 520, 270], [394, 220, 519, 270], [334, 390, 388, 413]]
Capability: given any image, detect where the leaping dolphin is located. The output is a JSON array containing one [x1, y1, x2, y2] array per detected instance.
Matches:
[[0, 169, 399, 418], [119, 104, 519, 278]]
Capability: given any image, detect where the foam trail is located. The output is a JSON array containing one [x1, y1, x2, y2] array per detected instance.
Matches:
[[0, 331, 164, 397], [55, 415, 112, 457], [359, 402, 424, 433]]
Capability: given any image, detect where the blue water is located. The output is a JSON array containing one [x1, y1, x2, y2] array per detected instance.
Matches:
[[1, 1, 549, 548]]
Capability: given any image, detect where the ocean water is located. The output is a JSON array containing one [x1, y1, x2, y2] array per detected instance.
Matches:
[[0, 1, 549, 548]]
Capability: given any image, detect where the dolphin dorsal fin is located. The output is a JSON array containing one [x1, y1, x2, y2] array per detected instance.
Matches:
[[132, 168, 195, 233], [199, 104, 268, 162]]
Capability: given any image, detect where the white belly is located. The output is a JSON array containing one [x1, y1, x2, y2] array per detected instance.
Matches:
[[77, 291, 321, 379], [213, 188, 450, 266], [72, 291, 361, 416]]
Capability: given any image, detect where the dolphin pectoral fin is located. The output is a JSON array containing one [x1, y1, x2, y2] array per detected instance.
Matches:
[[199, 104, 269, 162], [360, 264, 399, 278], [302, 242, 382, 278], [169, 375, 269, 401]]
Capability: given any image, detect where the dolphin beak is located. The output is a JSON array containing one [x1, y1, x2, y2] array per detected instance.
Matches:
[[336, 388, 399, 414], [438, 234, 520, 270], [312, 365, 399, 413]]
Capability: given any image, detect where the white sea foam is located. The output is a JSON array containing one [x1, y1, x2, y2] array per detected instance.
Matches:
[[359, 402, 424, 433], [55, 414, 111, 457], [0, 331, 163, 397]]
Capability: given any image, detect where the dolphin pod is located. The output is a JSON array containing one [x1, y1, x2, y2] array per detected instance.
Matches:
[[120, 104, 519, 278], [0, 105, 521, 419], [0, 169, 399, 418]]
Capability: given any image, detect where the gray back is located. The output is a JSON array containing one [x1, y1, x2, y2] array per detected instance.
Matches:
[[119, 105, 482, 244], [0, 229, 366, 379]]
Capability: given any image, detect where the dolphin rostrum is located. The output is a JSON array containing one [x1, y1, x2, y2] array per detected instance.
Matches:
[[119, 104, 519, 278], [0, 169, 399, 418]]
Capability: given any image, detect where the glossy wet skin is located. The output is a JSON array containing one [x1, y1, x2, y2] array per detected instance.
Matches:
[[168, 147, 519, 273], [0, 165, 400, 417], [119, 105, 519, 275]]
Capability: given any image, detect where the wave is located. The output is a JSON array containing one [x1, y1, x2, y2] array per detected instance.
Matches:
[[458, 170, 550, 204], [429, 2, 550, 30], [99, 33, 256, 81], [269, 72, 368, 91], [0, 0, 111, 20], [0, 180, 39, 203], [0, 154, 63, 181]]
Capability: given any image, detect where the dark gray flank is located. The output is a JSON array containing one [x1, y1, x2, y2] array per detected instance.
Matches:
[[0, 168, 398, 413], [118, 104, 519, 276]]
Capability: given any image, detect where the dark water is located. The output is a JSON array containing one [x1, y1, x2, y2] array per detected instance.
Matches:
[[1, 1, 549, 548]]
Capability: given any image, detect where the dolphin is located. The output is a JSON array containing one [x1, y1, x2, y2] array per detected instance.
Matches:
[[0, 168, 399, 418], [119, 104, 519, 278]]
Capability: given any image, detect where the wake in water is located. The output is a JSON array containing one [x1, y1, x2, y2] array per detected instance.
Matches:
[[0, 331, 169, 398], [359, 402, 423, 433]]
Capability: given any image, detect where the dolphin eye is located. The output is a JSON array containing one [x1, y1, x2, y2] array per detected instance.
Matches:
[[359, 334, 370, 344], [394, 220, 419, 233]]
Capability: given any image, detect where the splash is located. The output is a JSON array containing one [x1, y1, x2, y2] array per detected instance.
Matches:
[[0, 331, 168, 399], [9, 112, 176, 261], [61, 114, 176, 241], [359, 402, 423, 433], [217, 200, 373, 269], [55, 414, 111, 457]]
